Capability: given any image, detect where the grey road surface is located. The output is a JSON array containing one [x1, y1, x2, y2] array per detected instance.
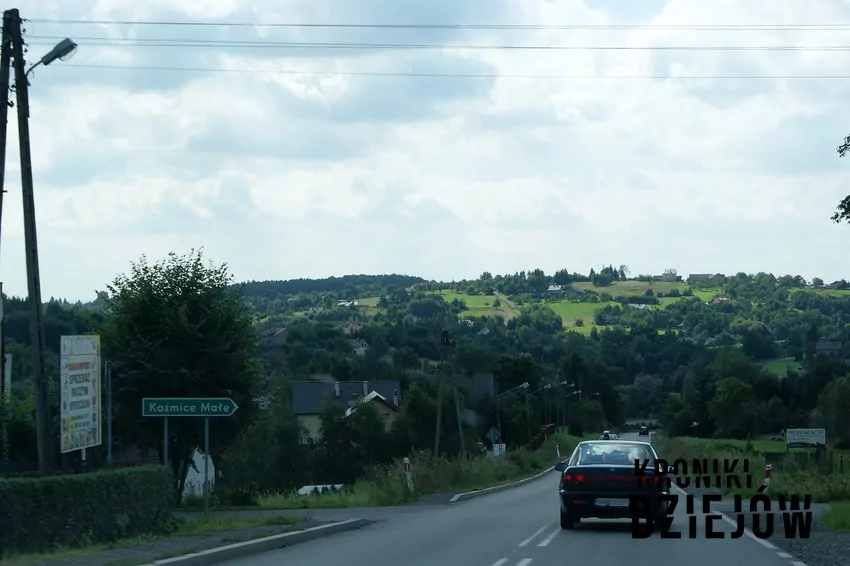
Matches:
[[218, 433, 807, 566]]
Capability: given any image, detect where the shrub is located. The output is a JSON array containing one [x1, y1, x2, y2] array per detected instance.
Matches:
[[0, 465, 175, 557]]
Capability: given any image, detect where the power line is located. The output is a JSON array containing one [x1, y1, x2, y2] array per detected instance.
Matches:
[[51, 62, 850, 80], [24, 37, 850, 51], [26, 19, 850, 31]]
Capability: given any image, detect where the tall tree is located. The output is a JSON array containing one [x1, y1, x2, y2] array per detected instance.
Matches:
[[833, 136, 850, 223], [104, 249, 261, 494]]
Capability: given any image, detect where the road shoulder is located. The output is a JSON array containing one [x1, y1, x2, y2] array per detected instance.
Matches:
[[672, 479, 849, 566], [449, 465, 556, 502], [5, 519, 371, 566]]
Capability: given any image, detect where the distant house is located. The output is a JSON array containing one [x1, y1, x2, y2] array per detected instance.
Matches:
[[337, 300, 361, 307], [307, 306, 324, 315], [292, 380, 402, 441], [654, 270, 682, 282], [547, 285, 564, 296], [348, 339, 369, 357], [816, 339, 842, 359], [630, 304, 648, 310], [712, 297, 731, 304]]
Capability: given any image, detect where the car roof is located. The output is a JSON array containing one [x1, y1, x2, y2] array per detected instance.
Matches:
[[579, 440, 653, 447]]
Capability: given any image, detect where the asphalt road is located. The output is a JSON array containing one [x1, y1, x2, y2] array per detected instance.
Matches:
[[218, 433, 808, 566]]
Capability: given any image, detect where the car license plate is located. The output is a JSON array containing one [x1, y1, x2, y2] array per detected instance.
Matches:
[[595, 498, 629, 508]]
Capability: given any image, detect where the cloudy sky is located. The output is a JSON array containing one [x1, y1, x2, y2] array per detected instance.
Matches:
[[3, 0, 850, 301]]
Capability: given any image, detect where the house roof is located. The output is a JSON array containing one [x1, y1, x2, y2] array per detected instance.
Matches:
[[344, 391, 400, 417], [547, 285, 562, 291], [292, 380, 400, 415]]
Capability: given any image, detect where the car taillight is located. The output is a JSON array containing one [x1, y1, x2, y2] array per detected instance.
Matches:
[[562, 473, 584, 486], [641, 475, 666, 488]]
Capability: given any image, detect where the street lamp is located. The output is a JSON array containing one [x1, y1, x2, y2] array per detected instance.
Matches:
[[26, 38, 77, 76], [4, 28, 79, 474]]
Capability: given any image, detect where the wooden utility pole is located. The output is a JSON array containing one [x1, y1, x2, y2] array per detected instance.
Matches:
[[0, 11, 11, 257], [433, 350, 443, 456], [2, 9, 53, 473], [451, 374, 465, 455]]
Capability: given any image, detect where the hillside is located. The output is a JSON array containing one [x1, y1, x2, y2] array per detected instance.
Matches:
[[237, 269, 850, 378]]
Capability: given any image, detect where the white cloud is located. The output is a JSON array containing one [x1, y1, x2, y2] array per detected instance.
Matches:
[[4, 0, 850, 301]]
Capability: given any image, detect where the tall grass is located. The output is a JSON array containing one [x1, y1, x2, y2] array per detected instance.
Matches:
[[658, 437, 850, 502], [258, 432, 584, 509]]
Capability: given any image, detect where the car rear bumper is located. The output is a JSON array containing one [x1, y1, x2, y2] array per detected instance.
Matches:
[[560, 490, 666, 519]]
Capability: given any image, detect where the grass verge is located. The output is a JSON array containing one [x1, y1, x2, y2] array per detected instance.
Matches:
[[255, 431, 586, 510], [821, 501, 850, 531], [657, 436, 850, 502], [0, 515, 304, 566]]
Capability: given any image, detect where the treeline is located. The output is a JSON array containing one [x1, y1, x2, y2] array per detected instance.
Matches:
[[237, 274, 423, 299]]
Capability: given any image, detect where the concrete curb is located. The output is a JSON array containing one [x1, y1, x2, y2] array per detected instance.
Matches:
[[449, 466, 556, 503], [140, 518, 371, 566]]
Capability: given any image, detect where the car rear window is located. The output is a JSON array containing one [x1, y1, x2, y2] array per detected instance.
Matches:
[[577, 442, 655, 466]]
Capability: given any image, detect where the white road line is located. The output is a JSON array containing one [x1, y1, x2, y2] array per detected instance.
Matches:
[[537, 526, 561, 547], [718, 513, 776, 549], [791, 562, 808, 566], [490, 560, 507, 566], [776, 552, 792, 558], [673, 485, 779, 549], [517, 560, 533, 566], [518, 524, 549, 547]]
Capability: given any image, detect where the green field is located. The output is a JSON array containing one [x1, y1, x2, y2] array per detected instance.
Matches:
[[759, 357, 804, 377], [544, 282, 724, 329], [573, 281, 720, 302], [541, 299, 614, 333], [425, 290, 517, 319]]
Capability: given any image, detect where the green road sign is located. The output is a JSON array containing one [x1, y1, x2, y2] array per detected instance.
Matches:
[[142, 397, 239, 418]]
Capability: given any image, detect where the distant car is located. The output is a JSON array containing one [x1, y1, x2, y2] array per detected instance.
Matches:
[[639, 426, 649, 437], [554, 440, 671, 529], [599, 430, 612, 440]]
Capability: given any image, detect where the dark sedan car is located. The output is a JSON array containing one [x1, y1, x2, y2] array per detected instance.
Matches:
[[638, 426, 649, 437], [554, 440, 670, 529]]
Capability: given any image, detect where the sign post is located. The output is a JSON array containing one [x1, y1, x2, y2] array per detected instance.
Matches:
[[142, 397, 239, 515], [403, 457, 413, 492], [104, 361, 113, 466], [60, 336, 102, 459]]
